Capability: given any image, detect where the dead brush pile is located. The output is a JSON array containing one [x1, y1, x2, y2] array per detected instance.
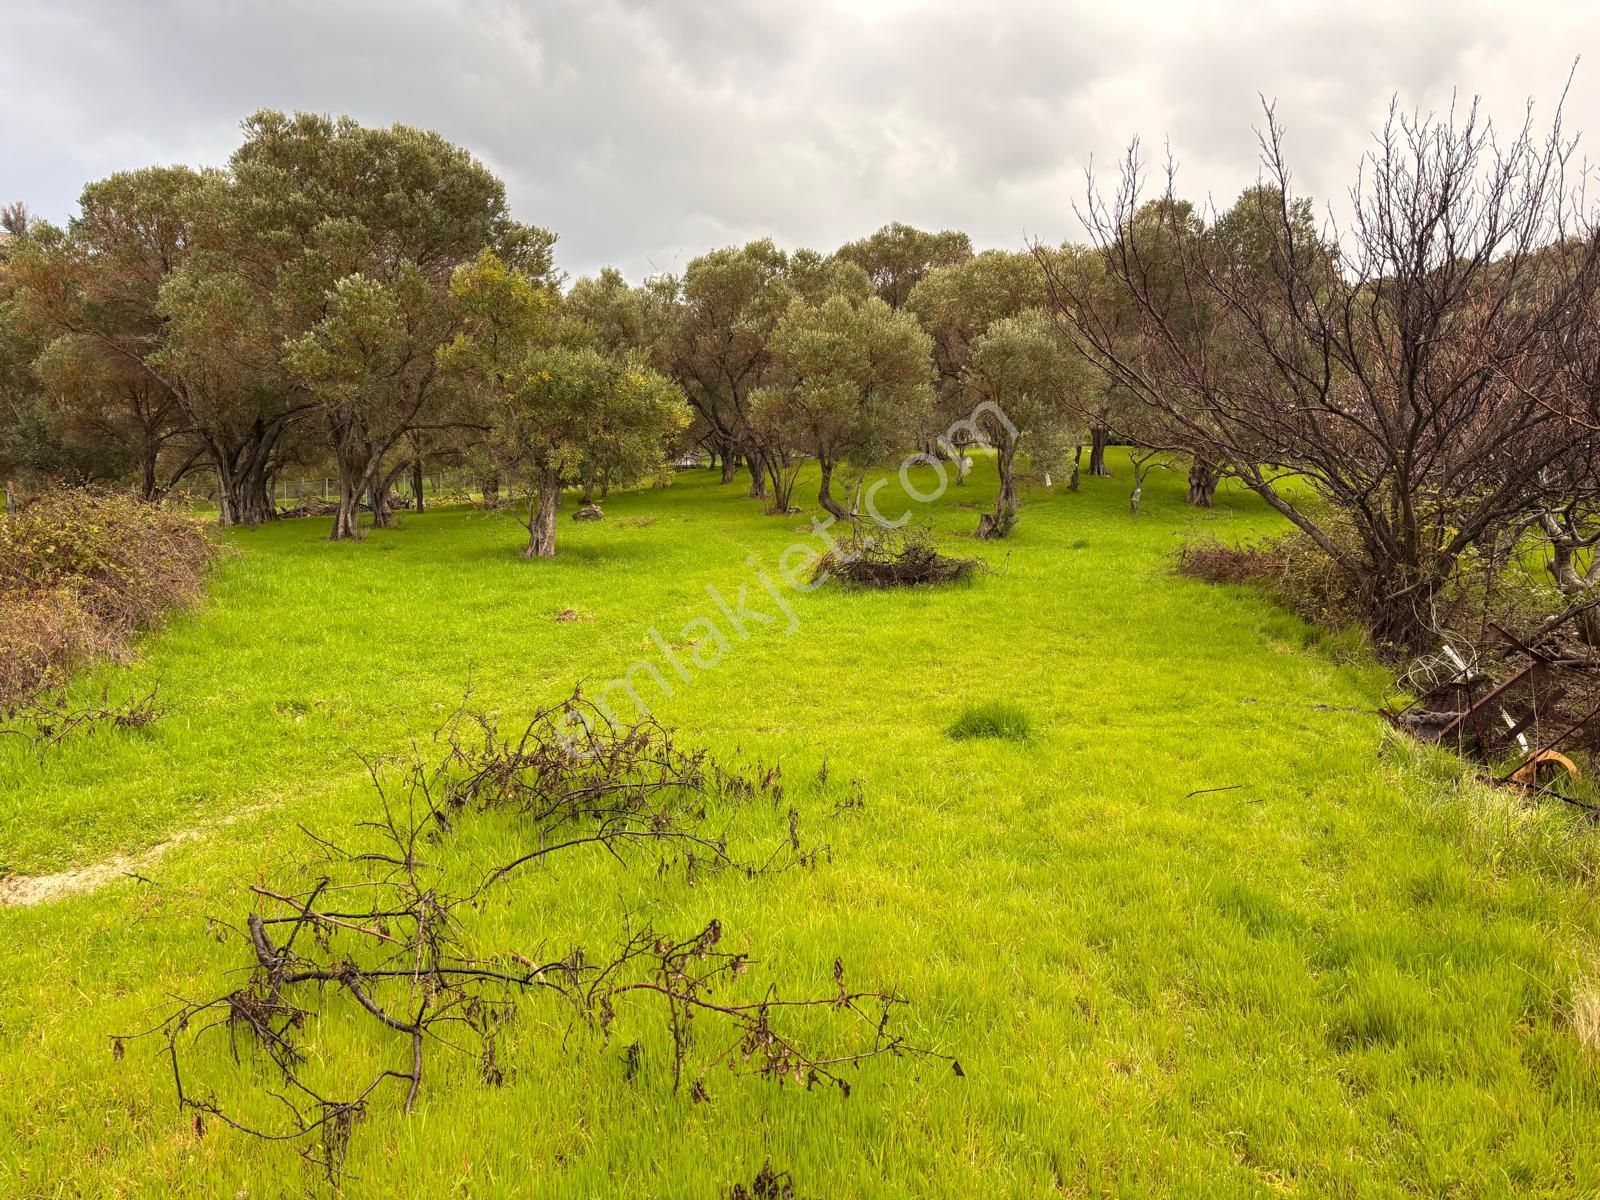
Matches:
[[0, 489, 215, 706], [813, 521, 984, 589]]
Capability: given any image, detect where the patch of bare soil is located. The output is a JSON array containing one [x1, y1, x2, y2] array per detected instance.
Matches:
[[0, 808, 257, 906]]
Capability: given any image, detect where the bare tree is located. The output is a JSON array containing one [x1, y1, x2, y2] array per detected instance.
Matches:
[[1045, 92, 1600, 652]]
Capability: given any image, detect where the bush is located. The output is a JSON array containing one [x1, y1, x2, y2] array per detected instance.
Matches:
[[0, 490, 215, 706], [947, 701, 1032, 742]]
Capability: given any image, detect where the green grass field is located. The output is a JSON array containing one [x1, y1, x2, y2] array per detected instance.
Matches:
[[3, 451, 1599, 1198]]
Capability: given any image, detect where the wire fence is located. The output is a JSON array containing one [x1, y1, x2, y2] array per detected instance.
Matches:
[[156, 455, 720, 513], [167, 469, 492, 510]]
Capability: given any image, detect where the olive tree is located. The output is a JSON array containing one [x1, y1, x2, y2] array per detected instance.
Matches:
[[497, 347, 687, 556], [4, 166, 308, 524], [237, 111, 554, 539], [836, 223, 973, 308], [281, 265, 465, 538], [30, 333, 199, 498], [906, 250, 1046, 481], [750, 295, 934, 517], [648, 241, 790, 499], [446, 252, 686, 557], [962, 309, 1086, 538]]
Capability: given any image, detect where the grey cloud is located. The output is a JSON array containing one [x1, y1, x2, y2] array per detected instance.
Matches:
[[2, 0, 1595, 280]]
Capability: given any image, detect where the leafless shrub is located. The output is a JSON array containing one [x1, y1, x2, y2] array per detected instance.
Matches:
[[1176, 533, 1359, 632], [0, 684, 165, 753], [728, 1161, 800, 1199], [1174, 539, 1281, 586], [0, 588, 107, 707], [120, 690, 951, 1183]]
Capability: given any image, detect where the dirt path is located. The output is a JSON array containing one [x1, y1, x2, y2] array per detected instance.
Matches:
[[0, 810, 257, 907]]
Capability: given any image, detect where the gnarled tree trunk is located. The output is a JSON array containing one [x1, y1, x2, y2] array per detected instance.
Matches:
[[816, 458, 849, 521], [368, 459, 407, 529], [222, 447, 278, 528], [1088, 427, 1111, 477], [369, 487, 395, 529], [525, 473, 561, 558], [977, 442, 1019, 539], [1542, 514, 1600, 646], [331, 480, 363, 541], [745, 452, 768, 500], [1187, 460, 1218, 507]]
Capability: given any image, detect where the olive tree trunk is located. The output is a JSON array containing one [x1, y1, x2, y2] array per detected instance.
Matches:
[[817, 458, 850, 520], [524, 474, 561, 558], [368, 459, 408, 529], [745, 452, 769, 500], [1187, 460, 1218, 507], [1088, 427, 1111, 477], [762, 455, 798, 515], [977, 441, 1019, 539], [331, 480, 363, 541]]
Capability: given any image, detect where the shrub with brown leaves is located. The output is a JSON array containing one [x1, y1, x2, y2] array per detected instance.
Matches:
[[1177, 522, 1554, 662], [0, 489, 214, 705], [1178, 528, 1379, 643]]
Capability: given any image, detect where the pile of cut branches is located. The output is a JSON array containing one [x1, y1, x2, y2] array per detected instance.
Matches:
[[813, 521, 983, 589], [278, 497, 338, 518], [120, 689, 951, 1183]]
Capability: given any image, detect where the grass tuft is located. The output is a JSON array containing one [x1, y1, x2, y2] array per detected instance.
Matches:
[[1574, 984, 1600, 1054], [946, 701, 1032, 742]]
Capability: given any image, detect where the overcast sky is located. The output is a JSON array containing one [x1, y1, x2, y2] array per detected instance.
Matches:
[[3, 1, 1596, 281]]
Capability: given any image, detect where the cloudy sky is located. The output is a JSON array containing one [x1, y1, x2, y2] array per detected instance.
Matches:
[[3, 1, 1596, 280]]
